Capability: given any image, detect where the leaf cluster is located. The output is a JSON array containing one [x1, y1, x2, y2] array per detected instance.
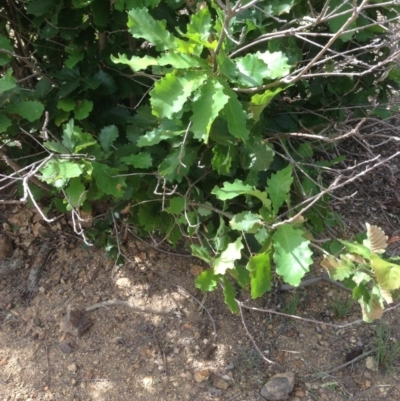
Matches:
[[1, 0, 399, 320]]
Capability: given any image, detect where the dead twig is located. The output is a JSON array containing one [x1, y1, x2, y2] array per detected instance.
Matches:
[[237, 301, 275, 364]]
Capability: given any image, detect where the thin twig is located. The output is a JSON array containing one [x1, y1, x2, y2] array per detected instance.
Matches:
[[237, 301, 275, 364]]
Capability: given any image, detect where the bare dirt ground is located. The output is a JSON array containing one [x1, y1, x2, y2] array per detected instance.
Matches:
[[1, 118, 400, 401]]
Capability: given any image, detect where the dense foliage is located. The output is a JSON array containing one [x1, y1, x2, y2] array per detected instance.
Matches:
[[1, 0, 400, 321]]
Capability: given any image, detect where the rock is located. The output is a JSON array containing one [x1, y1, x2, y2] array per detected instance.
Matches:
[[260, 371, 295, 400], [8, 209, 33, 227], [0, 235, 13, 259], [67, 363, 78, 373], [212, 375, 230, 390], [60, 309, 92, 336], [194, 369, 209, 383], [365, 356, 378, 372]]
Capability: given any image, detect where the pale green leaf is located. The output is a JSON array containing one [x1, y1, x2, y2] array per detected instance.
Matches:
[[195, 270, 218, 292], [339, 240, 371, 259], [190, 78, 229, 142], [321, 254, 353, 281], [359, 292, 384, 322], [65, 178, 86, 208], [40, 160, 83, 188], [370, 254, 400, 291], [127, 8, 177, 51], [250, 87, 284, 121], [222, 277, 239, 313], [158, 52, 207, 69], [255, 227, 269, 246], [6, 100, 44, 122], [212, 179, 270, 207], [187, 6, 212, 41], [74, 99, 93, 120], [214, 238, 243, 275], [212, 179, 252, 200], [111, 54, 158, 72], [272, 224, 312, 286], [150, 71, 206, 119], [230, 211, 263, 231], [99, 125, 119, 152], [266, 165, 293, 216], [121, 152, 152, 168], [246, 252, 272, 298], [0, 68, 17, 93], [256, 51, 291, 80]]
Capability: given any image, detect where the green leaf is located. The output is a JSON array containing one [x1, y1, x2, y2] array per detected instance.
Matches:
[[212, 144, 235, 175], [191, 244, 213, 264], [121, 152, 152, 168], [65, 52, 84, 68], [212, 179, 271, 207], [241, 138, 274, 172], [250, 87, 284, 121], [255, 227, 269, 246], [73, 0, 94, 8], [321, 254, 353, 281], [26, 0, 57, 15], [221, 85, 249, 141], [214, 238, 243, 275], [0, 114, 12, 133], [40, 160, 83, 188], [0, 68, 17, 93], [266, 165, 293, 216], [99, 125, 119, 152], [236, 53, 271, 87], [222, 277, 239, 313], [92, 161, 126, 198], [65, 177, 86, 208], [43, 140, 68, 153], [256, 51, 291, 80], [370, 254, 400, 291], [0, 37, 12, 66], [246, 252, 272, 298], [6, 100, 44, 122], [230, 211, 263, 232], [150, 71, 206, 119], [137, 120, 185, 147], [57, 98, 76, 112], [74, 99, 93, 120], [165, 197, 185, 214], [190, 78, 229, 142], [327, 0, 357, 42], [187, 6, 213, 42], [195, 270, 218, 292], [339, 240, 371, 260], [262, 0, 296, 15], [272, 224, 312, 286], [111, 54, 158, 72], [127, 8, 177, 51]]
